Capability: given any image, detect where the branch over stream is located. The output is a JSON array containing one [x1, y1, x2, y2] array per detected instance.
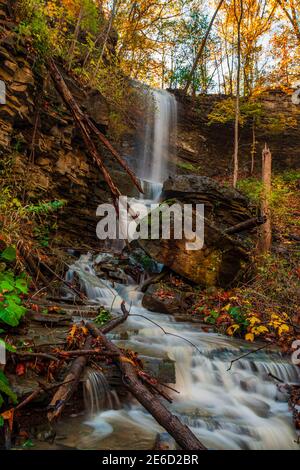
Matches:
[[86, 318, 207, 450]]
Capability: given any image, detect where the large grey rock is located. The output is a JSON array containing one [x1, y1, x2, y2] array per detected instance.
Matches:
[[139, 175, 251, 287]]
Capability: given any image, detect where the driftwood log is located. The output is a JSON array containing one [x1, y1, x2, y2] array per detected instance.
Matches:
[[48, 59, 121, 209], [225, 216, 267, 235], [47, 335, 93, 422], [86, 322, 207, 450]]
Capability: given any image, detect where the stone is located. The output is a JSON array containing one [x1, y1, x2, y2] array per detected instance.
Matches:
[[139, 176, 250, 287], [142, 283, 183, 314]]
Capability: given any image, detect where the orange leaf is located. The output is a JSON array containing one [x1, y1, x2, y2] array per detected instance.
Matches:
[[16, 363, 26, 376], [1, 408, 14, 431]]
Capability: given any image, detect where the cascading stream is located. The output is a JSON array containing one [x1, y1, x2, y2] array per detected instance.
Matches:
[[65, 259, 299, 450]]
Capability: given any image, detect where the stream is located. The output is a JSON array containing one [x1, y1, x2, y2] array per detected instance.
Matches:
[[46, 88, 299, 450], [56, 256, 299, 451]]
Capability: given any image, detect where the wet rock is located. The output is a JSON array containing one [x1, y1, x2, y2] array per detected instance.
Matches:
[[140, 355, 176, 384], [142, 283, 183, 315]]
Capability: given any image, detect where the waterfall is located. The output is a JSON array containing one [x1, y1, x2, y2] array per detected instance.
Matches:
[[84, 368, 120, 415], [138, 89, 177, 201]]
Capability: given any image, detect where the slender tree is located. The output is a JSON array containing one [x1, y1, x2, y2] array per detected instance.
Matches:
[[233, 0, 243, 188], [184, 0, 225, 94], [259, 144, 272, 253]]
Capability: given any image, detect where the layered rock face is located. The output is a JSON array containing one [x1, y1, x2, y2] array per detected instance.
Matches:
[[139, 175, 252, 288], [0, 3, 136, 247], [173, 89, 300, 177]]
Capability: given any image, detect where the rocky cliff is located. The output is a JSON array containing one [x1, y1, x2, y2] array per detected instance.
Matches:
[[173, 89, 300, 177], [0, 1, 137, 247]]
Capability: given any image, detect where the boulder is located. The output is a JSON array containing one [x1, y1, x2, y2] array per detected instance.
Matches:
[[162, 175, 252, 228], [142, 283, 182, 314], [139, 175, 252, 287]]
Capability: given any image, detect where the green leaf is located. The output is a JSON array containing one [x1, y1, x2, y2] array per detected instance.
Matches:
[[0, 306, 19, 327], [0, 415, 4, 426], [5, 293, 22, 305], [0, 371, 9, 385], [15, 278, 28, 294], [0, 339, 16, 353], [0, 375, 17, 403], [1, 246, 16, 262], [22, 439, 34, 448]]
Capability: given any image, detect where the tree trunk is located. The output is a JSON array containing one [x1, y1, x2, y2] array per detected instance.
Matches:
[[184, 0, 225, 94], [47, 335, 93, 423], [94, 0, 119, 76], [68, 3, 84, 71], [276, 0, 300, 44], [225, 216, 266, 235], [86, 322, 207, 450], [233, 0, 243, 188], [258, 144, 272, 253], [250, 118, 256, 175], [48, 59, 122, 210]]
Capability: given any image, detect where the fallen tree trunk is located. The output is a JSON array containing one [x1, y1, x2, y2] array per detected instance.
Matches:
[[87, 119, 143, 194], [47, 335, 93, 423], [225, 216, 266, 235], [47, 301, 129, 423], [101, 301, 130, 333], [48, 59, 121, 210], [48, 60, 143, 208], [86, 322, 207, 450]]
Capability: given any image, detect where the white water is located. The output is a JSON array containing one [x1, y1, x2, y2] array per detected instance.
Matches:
[[84, 368, 120, 415], [137, 89, 177, 201], [65, 261, 299, 450]]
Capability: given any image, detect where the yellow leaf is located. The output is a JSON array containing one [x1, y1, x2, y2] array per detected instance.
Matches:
[[120, 356, 136, 366], [271, 313, 280, 321], [248, 316, 261, 327], [245, 333, 254, 342], [81, 326, 88, 335], [252, 325, 269, 335], [69, 324, 77, 338], [1, 408, 14, 431], [227, 324, 240, 336], [278, 324, 289, 336], [223, 303, 231, 311]]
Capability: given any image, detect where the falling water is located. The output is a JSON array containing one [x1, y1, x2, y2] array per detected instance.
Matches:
[[84, 368, 120, 415], [138, 89, 177, 201], [59, 86, 299, 450]]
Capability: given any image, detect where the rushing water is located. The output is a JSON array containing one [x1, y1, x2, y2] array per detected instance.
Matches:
[[58, 87, 300, 450], [84, 368, 120, 415], [63, 258, 300, 450]]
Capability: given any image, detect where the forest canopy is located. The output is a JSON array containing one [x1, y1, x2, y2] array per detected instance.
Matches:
[[16, 0, 300, 94]]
